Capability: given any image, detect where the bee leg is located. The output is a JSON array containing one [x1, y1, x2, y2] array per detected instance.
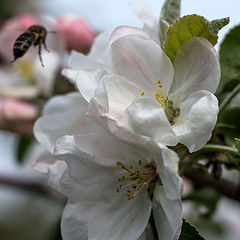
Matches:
[[43, 42, 50, 53], [10, 59, 16, 64], [38, 44, 44, 67]]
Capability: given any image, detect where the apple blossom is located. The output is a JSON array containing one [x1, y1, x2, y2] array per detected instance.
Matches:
[[62, 11, 220, 152], [57, 15, 96, 53], [51, 133, 183, 240]]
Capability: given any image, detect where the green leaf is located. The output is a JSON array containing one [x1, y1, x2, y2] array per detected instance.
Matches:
[[163, 15, 229, 62], [219, 25, 240, 93], [179, 219, 205, 240], [219, 107, 240, 144], [159, 0, 181, 45]]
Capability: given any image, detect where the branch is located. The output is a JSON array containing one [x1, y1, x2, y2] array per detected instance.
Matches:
[[0, 174, 61, 200], [184, 168, 240, 201]]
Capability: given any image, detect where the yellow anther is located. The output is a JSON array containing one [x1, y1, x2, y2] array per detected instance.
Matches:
[[157, 80, 161, 84], [143, 182, 149, 189], [116, 161, 122, 167], [158, 84, 162, 89], [116, 160, 158, 200], [141, 91, 145, 96], [166, 96, 168, 101]]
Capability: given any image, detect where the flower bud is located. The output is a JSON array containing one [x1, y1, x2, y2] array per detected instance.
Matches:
[[57, 15, 96, 53]]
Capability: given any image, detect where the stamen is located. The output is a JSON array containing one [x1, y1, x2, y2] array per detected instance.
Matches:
[[116, 160, 159, 200], [141, 91, 145, 96], [154, 80, 180, 125]]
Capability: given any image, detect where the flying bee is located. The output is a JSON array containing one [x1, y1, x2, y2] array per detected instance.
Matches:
[[10, 25, 54, 67]]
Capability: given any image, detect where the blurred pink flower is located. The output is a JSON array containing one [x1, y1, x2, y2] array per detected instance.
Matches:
[[57, 15, 96, 53], [0, 14, 38, 61], [0, 98, 38, 135]]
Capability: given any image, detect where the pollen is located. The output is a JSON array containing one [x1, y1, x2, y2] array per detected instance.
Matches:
[[116, 160, 160, 200], [141, 91, 145, 96]]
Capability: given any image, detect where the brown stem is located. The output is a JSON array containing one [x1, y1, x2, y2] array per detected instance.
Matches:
[[184, 168, 240, 201], [0, 174, 50, 196]]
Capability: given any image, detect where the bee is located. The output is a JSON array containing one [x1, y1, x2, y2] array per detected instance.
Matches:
[[10, 25, 50, 67]]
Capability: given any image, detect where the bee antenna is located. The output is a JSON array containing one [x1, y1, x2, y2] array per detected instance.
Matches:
[[47, 31, 58, 34]]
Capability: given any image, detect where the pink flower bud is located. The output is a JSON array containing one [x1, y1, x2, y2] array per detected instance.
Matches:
[[1, 99, 38, 120], [0, 14, 38, 61], [57, 15, 96, 54]]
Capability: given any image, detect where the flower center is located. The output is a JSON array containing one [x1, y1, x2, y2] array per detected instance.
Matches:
[[116, 160, 160, 200], [141, 80, 180, 125]]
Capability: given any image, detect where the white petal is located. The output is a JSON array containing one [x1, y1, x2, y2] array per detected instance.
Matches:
[[61, 68, 78, 84], [153, 185, 182, 240], [104, 74, 142, 117], [124, 97, 178, 146], [34, 93, 90, 153], [129, 2, 159, 43], [61, 201, 90, 240], [153, 146, 183, 200], [75, 69, 105, 102], [129, 2, 156, 28], [110, 26, 151, 45], [55, 134, 150, 174], [88, 76, 149, 145], [68, 34, 112, 73], [112, 35, 174, 95], [170, 37, 220, 102], [172, 90, 218, 152], [88, 191, 151, 240]]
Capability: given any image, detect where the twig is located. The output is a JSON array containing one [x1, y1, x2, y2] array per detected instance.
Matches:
[[184, 168, 240, 201]]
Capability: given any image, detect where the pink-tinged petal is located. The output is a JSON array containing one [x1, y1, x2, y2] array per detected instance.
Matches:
[[32, 151, 54, 174], [110, 26, 151, 45], [112, 35, 174, 95], [88, 190, 151, 240], [153, 185, 182, 240], [170, 37, 220, 102], [34, 93, 90, 153], [75, 69, 105, 102], [124, 97, 178, 146], [172, 90, 218, 153]]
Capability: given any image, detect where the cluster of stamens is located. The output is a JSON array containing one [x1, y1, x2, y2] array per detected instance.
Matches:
[[140, 80, 180, 125], [116, 160, 159, 200]]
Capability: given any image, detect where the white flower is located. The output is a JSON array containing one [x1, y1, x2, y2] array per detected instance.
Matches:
[[51, 133, 183, 240], [77, 31, 219, 152]]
